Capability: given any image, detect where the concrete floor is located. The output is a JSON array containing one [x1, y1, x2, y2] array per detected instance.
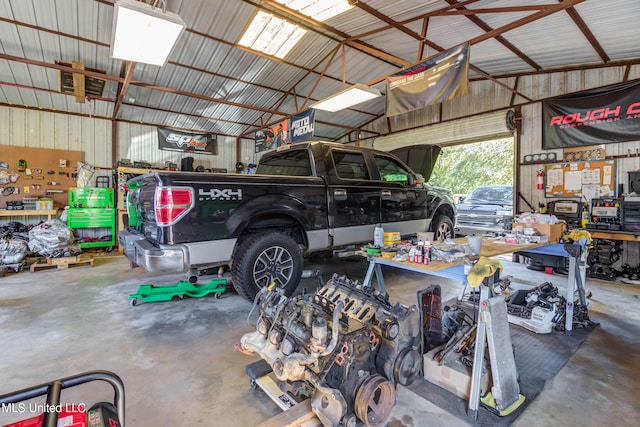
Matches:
[[0, 252, 639, 426]]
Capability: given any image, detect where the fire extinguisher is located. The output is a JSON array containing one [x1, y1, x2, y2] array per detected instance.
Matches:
[[537, 170, 544, 190]]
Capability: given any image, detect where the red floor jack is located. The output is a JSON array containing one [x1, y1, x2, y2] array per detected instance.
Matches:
[[0, 370, 125, 427]]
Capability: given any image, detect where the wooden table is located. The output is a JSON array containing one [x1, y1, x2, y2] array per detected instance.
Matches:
[[0, 209, 58, 221], [359, 237, 549, 288]]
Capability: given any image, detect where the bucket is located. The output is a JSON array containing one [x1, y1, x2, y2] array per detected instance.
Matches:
[[467, 235, 482, 254]]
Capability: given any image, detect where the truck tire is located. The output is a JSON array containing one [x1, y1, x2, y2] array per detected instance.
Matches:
[[431, 215, 454, 241], [231, 231, 303, 301]]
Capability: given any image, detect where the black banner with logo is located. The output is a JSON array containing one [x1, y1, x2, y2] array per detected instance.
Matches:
[[157, 127, 217, 155], [542, 80, 640, 149], [289, 109, 315, 143], [386, 42, 469, 117]]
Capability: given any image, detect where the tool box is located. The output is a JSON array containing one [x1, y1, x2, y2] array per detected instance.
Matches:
[[67, 188, 116, 250]]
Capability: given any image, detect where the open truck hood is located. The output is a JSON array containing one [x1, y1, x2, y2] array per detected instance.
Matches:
[[390, 144, 441, 182]]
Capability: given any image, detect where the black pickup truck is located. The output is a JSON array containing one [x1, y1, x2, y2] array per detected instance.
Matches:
[[119, 141, 455, 300]]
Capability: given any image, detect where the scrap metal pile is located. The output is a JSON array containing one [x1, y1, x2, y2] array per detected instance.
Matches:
[[237, 274, 421, 427]]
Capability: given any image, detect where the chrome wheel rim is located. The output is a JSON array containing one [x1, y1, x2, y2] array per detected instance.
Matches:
[[252, 245, 295, 289]]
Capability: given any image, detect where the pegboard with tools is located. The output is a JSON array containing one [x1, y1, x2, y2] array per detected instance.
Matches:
[[0, 145, 82, 210]]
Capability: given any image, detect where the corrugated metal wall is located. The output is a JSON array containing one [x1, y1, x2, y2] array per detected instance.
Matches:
[[0, 105, 112, 189], [0, 106, 111, 165], [0, 106, 267, 177], [116, 123, 251, 173]]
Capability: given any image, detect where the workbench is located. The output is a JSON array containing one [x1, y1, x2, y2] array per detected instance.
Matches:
[[360, 238, 549, 293], [589, 229, 640, 242]]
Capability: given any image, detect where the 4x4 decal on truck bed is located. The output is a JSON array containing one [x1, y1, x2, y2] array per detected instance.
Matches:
[[198, 188, 243, 201]]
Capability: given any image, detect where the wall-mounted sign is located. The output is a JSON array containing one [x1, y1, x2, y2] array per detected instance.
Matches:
[[158, 127, 217, 155], [542, 79, 640, 149], [289, 109, 315, 143], [255, 109, 316, 153], [255, 119, 288, 153]]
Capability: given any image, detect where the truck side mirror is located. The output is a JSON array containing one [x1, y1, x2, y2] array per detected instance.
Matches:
[[411, 174, 425, 188]]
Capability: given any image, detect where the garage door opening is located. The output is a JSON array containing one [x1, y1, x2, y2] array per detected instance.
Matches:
[[430, 137, 514, 195], [429, 137, 514, 236]]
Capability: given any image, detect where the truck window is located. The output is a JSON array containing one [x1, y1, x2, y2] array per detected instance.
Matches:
[[373, 155, 411, 184], [256, 149, 313, 176], [332, 151, 370, 180]]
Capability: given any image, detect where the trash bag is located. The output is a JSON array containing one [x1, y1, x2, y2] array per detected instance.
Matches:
[[27, 219, 81, 258]]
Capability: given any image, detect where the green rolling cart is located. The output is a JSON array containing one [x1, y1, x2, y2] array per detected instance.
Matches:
[[67, 187, 116, 250]]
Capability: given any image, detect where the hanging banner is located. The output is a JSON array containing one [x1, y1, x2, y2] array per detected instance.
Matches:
[[255, 119, 289, 153], [386, 42, 470, 117], [542, 79, 640, 149], [157, 127, 217, 155], [289, 109, 315, 143]]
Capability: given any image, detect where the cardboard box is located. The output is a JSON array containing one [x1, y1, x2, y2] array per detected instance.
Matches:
[[512, 222, 565, 242], [423, 347, 490, 400]]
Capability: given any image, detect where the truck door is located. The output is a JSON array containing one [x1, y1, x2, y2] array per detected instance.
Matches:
[[328, 148, 380, 246], [373, 153, 430, 236]]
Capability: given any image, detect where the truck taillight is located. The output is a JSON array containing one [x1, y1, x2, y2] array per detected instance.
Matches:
[[155, 187, 194, 225]]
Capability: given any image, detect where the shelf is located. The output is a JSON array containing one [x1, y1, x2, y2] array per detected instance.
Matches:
[[588, 230, 640, 242], [0, 209, 58, 221], [116, 166, 158, 175]]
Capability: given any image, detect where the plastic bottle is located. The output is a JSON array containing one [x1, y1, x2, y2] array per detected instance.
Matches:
[[374, 223, 384, 247], [408, 246, 416, 263], [424, 241, 432, 264]]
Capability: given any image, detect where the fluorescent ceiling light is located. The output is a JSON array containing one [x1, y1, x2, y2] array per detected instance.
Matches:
[[310, 84, 382, 112], [239, 11, 307, 59], [110, 0, 186, 66], [275, 0, 353, 22]]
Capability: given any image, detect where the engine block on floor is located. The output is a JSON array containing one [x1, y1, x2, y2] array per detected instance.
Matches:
[[237, 274, 421, 427]]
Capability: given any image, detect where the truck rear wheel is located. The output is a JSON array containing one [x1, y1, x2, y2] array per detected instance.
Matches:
[[231, 231, 303, 301]]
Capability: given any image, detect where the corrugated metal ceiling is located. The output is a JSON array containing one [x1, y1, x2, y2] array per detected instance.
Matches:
[[1, 0, 639, 141]]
